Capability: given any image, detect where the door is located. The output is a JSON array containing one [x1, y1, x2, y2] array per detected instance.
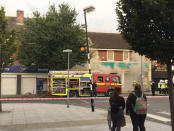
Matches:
[[37, 78, 43, 94]]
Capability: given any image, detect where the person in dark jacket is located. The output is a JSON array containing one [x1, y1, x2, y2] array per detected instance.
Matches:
[[151, 81, 156, 96], [126, 83, 147, 131], [109, 87, 125, 131], [92, 81, 97, 97]]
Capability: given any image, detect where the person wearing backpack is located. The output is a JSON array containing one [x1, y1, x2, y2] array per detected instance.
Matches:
[[126, 83, 147, 131], [109, 87, 125, 131]]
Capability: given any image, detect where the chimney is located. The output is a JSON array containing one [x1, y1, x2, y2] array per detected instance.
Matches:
[[16, 10, 24, 25]]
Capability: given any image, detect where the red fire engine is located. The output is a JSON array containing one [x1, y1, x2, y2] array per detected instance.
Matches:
[[48, 71, 122, 97], [93, 73, 122, 96]]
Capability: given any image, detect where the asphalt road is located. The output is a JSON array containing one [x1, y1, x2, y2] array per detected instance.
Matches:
[[2, 96, 171, 126]]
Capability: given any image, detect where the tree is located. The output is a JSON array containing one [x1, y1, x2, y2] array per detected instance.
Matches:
[[18, 4, 87, 70], [116, 0, 174, 130], [0, 7, 17, 112]]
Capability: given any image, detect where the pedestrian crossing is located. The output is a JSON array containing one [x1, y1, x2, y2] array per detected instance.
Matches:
[[147, 111, 171, 123]]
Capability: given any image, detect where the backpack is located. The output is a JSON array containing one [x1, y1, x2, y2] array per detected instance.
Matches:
[[133, 93, 147, 115]]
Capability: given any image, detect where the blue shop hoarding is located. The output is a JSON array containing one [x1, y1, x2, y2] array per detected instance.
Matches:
[[3, 65, 49, 73]]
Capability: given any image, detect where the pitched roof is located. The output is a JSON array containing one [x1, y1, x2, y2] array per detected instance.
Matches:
[[88, 32, 131, 50]]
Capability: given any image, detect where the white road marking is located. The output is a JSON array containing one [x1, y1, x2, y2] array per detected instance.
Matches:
[[147, 113, 171, 122], [158, 112, 171, 116]]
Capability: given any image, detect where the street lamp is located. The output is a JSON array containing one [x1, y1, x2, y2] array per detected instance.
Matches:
[[83, 5, 95, 112], [63, 49, 72, 108]]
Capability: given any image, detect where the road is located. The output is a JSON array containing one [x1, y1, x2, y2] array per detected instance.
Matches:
[[2, 96, 171, 126], [44, 96, 171, 126]]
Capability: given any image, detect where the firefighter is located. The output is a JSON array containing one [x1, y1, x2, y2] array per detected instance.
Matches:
[[158, 82, 161, 94], [161, 81, 166, 94]]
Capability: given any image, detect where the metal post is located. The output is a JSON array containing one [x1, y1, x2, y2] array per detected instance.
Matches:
[[0, 45, 1, 112], [63, 49, 72, 108], [141, 55, 143, 92], [67, 52, 70, 108], [84, 11, 94, 112]]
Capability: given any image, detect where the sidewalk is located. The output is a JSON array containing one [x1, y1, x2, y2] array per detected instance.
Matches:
[[0, 103, 171, 131]]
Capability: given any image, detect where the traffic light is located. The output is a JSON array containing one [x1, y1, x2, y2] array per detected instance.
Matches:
[[80, 46, 85, 52]]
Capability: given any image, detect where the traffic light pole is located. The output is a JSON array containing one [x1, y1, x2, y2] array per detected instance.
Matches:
[[84, 11, 94, 112]]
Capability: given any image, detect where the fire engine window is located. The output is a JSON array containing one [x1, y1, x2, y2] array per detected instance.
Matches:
[[106, 76, 110, 82], [112, 77, 119, 83], [98, 76, 103, 82]]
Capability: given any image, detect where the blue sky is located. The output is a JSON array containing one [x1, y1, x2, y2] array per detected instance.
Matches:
[[1, 0, 119, 33]]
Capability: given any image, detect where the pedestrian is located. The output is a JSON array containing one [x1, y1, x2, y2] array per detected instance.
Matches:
[[158, 82, 161, 94], [161, 81, 165, 94], [151, 81, 155, 96], [109, 87, 125, 131], [126, 83, 147, 131], [92, 81, 97, 97]]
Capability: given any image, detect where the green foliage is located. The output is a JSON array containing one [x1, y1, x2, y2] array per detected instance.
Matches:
[[18, 4, 87, 70], [116, 0, 174, 64], [0, 7, 17, 67]]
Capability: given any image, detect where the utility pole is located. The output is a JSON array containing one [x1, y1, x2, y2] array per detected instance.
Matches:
[[83, 6, 95, 112]]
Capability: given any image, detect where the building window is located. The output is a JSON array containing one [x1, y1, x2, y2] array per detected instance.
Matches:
[[129, 51, 133, 61], [98, 50, 107, 61], [114, 51, 123, 61], [108, 50, 114, 61], [124, 51, 129, 61]]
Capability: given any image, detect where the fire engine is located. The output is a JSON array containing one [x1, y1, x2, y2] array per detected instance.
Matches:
[[48, 71, 91, 97], [48, 71, 122, 97], [93, 73, 121, 96]]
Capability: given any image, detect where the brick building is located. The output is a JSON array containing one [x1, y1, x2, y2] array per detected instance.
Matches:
[[88, 32, 151, 92]]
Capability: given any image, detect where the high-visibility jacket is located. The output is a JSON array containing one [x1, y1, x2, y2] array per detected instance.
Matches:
[[165, 85, 168, 89], [161, 83, 166, 89], [158, 83, 161, 89]]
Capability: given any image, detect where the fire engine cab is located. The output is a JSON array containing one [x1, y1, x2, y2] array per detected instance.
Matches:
[[93, 73, 122, 96]]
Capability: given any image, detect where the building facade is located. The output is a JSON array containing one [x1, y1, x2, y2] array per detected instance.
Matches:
[[88, 32, 151, 92]]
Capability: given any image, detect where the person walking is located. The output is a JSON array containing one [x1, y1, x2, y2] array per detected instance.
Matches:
[[109, 87, 125, 131], [126, 83, 147, 131]]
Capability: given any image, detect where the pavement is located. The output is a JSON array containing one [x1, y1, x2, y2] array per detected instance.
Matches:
[[0, 103, 171, 131]]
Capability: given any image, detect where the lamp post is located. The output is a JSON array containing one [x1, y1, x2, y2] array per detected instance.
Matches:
[[140, 55, 143, 92], [63, 49, 72, 108], [0, 44, 2, 112], [83, 5, 95, 112]]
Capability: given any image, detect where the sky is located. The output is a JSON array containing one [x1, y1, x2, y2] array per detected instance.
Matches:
[[0, 0, 119, 33]]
